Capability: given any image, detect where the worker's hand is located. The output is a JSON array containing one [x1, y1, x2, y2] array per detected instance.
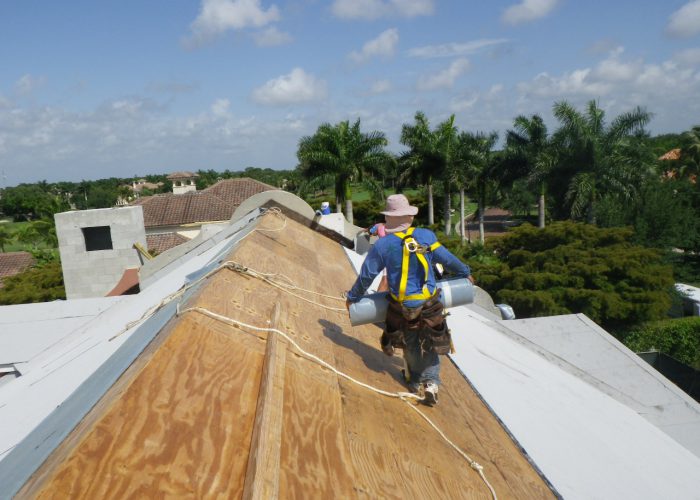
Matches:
[[468, 275, 476, 285]]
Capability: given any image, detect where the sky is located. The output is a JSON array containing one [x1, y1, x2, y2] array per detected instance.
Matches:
[[2, 0, 700, 186]]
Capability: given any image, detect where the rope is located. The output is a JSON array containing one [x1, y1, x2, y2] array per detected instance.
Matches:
[[108, 207, 287, 342], [177, 305, 498, 500], [108, 206, 498, 498], [223, 261, 346, 312]]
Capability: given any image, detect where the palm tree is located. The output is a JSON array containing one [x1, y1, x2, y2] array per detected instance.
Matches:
[[506, 114, 552, 228], [31, 219, 58, 248], [680, 125, 700, 179], [15, 224, 41, 251], [460, 131, 499, 244], [450, 132, 476, 242], [552, 100, 652, 223], [436, 115, 459, 235], [297, 119, 390, 224], [399, 112, 456, 227]]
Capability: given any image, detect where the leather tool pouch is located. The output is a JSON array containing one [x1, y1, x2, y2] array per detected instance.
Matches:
[[384, 292, 451, 355]]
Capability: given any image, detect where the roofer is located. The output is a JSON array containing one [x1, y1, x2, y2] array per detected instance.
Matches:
[[345, 194, 474, 405]]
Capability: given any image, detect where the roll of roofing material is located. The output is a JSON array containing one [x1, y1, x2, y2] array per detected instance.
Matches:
[[349, 278, 474, 326]]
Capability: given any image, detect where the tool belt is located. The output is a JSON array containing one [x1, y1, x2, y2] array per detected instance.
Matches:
[[381, 291, 451, 355]]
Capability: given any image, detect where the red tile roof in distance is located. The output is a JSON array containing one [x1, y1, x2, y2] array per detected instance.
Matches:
[[146, 233, 190, 254], [202, 178, 276, 208], [0, 251, 35, 285], [166, 171, 199, 179], [134, 192, 234, 227], [132, 177, 276, 228], [659, 148, 681, 161]]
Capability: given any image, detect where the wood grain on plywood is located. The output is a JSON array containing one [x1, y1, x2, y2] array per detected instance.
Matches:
[[28, 213, 554, 499], [242, 301, 286, 500], [34, 314, 264, 499]]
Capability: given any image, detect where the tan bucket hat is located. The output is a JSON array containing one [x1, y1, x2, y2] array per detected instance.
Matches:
[[380, 194, 418, 216]]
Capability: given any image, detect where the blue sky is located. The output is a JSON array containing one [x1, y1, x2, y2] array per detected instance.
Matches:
[[2, 0, 700, 186]]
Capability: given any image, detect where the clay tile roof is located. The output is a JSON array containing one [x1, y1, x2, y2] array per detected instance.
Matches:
[[0, 251, 35, 285], [659, 148, 681, 161], [167, 171, 199, 180], [135, 192, 234, 227], [146, 233, 190, 254], [203, 178, 276, 207]]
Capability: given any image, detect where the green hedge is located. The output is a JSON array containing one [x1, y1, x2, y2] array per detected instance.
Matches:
[[0, 260, 66, 305], [623, 316, 700, 369]]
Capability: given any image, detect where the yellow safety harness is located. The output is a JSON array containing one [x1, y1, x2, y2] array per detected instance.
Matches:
[[391, 227, 442, 303]]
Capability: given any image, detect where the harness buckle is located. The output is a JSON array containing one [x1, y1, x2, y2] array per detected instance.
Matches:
[[405, 239, 420, 253]]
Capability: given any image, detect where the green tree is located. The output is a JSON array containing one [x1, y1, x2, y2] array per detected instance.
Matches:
[[0, 260, 65, 305], [623, 317, 700, 369], [0, 184, 64, 219], [15, 224, 42, 250], [459, 131, 499, 244], [474, 221, 674, 331], [552, 100, 653, 222], [297, 118, 389, 224], [505, 114, 553, 228], [399, 112, 455, 226], [680, 125, 700, 179], [31, 219, 58, 248]]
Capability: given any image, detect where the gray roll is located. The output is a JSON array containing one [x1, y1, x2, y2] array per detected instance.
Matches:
[[349, 278, 474, 327]]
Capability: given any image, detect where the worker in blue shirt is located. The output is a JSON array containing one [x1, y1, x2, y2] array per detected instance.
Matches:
[[346, 194, 473, 405]]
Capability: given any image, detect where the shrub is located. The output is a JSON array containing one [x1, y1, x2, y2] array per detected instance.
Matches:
[[623, 317, 700, 369], [475, 221, 675, 330], [0, 260, 66, 305]]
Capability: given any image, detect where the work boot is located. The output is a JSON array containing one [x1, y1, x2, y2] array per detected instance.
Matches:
[[380, 334, 395, 356], [423, 382, 439, 405]]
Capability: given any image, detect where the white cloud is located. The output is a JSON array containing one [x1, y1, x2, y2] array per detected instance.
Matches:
[[407, 38, 508, 58], [252, 26, 293, 46], [502, 0, 558, 26], [252, 68, 327, 105], [369, 79, 392, 94], [673, 47, 700, 65], [211, 98, 231, 117], [186, 0, 280, 45], [417, 58, 470, 91], [350, 28, 399, 63], [517, 69, 612, 98], [514, 48, 700, 133], [15, 74, 45, 96], [450, 95, 478, 112], [667, 0, 700, 38], [0, 95, 311, 183], [331, 0, 434, 20], [592, 47, 643, 82]]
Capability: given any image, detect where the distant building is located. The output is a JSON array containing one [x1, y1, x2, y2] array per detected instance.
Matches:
[[131, 177, 276, 253], [167, 171, 198, 195], [54, 206, 147, 299]]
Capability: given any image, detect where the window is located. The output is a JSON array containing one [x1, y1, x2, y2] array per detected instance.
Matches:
[[82, 226, 113, 251]]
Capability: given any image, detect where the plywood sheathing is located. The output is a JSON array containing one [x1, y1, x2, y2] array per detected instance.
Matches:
[[28, 213, 554, 499]]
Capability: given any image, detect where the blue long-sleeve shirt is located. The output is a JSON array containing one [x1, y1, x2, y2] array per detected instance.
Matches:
[[347, 227, 471, 308]]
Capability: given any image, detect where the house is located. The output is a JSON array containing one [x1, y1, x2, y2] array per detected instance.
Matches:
[[131, 177, 276, 253], [1, 192, 700, 498], [167, 171, 198, 195], [0, 251, 35, 288]]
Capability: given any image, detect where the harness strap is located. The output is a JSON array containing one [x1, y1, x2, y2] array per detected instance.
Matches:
[[391, 228, 438, 303]]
